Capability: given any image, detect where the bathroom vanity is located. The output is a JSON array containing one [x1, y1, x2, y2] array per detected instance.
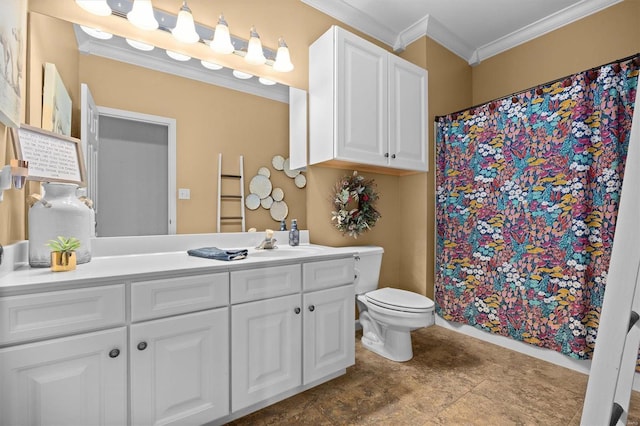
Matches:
[[0, 232, 356, 425]]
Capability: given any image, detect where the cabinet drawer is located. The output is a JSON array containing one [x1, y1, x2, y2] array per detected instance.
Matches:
[[303, 258, 355, 292], [0, 284, 125, 345], [231, 264, 301, 303], [131, 273, 229, 322]]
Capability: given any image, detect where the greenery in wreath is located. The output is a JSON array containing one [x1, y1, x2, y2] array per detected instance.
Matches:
[[331, 171, 381, 238]]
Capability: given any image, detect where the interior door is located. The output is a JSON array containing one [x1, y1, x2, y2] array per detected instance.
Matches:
[[80, 83, 100, 210]]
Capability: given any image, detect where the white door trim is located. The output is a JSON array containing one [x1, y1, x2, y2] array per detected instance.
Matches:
[[97, 107, 177, 234]]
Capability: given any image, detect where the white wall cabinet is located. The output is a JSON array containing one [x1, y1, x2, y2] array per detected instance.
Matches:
[[130, 309, 229, 426], [309, 25, 428, 174], [0, 328, 127, 426]]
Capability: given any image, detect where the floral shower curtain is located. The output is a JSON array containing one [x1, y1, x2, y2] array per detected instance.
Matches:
[[435, 55, 639, 360]]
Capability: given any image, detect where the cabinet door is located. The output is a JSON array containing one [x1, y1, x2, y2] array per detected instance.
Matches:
[[388, 55, 428, 171], [336, 27, 388, 166], [130, 308, 229, 426], [0, 328, 127, 426], [231, 294, 302, 412], [303, 284, 355, 385]]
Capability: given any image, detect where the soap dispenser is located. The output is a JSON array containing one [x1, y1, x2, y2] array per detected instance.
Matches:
[[289, 219, 299, 246]]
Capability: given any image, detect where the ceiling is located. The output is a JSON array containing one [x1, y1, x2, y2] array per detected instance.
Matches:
[[301, 0, 622, 65]]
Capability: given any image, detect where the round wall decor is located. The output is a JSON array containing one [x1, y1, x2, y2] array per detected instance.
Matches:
[[272, 187, 284, 201], [270, 200, 289, 221], [245, 193, 260, 210], [249, 174, 272, 199]]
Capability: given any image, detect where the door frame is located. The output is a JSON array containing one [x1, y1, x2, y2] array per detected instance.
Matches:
[[97, 106, 177, 234]]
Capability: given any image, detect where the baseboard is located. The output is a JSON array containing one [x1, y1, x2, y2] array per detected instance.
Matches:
[[434, 316, 640, 392]]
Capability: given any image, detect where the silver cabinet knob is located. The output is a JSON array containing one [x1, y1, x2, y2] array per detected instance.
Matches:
[[137, 341, 148, 351], [309, 305, 315, 312], [294, 307, 301, 314], [108, 348, 120, 358]]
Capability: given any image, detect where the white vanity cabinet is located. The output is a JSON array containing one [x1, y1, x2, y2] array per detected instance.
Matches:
[[0, 244, 356, 426], [302, 259, 356, 385], [231, 293, 302, 411], [0, 285, 127, 426], [230, 259, 355, 413], [130, 273, 230, 426], [309, 25, 428, 174]]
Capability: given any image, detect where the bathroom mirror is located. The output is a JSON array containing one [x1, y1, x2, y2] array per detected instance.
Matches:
[[27, 12, 304, 237]]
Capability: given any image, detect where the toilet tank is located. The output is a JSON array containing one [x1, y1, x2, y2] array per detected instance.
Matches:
[[343, 246, 384, 295]]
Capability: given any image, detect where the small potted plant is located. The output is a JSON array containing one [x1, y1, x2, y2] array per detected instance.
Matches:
[[47, 236, 81, 272]]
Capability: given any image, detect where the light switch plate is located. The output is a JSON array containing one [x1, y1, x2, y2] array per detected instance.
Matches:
[[178, 188, 190, 199]]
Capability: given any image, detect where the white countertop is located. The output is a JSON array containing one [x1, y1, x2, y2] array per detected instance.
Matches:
[[0, 232, 358, 296]]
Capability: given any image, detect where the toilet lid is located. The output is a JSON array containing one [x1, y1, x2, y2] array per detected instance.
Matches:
[[366, 287, 434, 313]]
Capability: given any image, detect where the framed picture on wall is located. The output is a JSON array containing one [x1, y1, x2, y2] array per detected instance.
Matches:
[[0, 0, 27, 128], [42, 63, 72, 136]]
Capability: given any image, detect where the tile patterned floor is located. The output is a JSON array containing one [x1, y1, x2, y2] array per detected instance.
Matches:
[[229, 325, 640, 425]]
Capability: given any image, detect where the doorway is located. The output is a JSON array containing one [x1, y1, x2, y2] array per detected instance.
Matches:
[[81, 85, 177, 237]]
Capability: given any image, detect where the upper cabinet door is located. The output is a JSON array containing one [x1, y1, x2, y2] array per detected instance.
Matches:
[[336, 28, 388, 166], [388, 55, 428, 172]]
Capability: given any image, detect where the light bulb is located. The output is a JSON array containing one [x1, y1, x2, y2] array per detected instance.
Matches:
[[201, 60, 223, 70], [232, 70, 253, 79], [126, 39, 155, 51], [172, 1, 199, 44], [76, 0, 112, 16], [80, 26, 113, 40], [210, 14, 234, 54], [244, 26, 266, 65], [258, 77, 276, 86], [127, 0, 159, 31], [273, 38, 294, 72], [166, 50, 191, 61]]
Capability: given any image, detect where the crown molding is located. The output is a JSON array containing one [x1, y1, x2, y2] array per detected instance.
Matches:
[[301, 0, 622, 66], [74, 26, 289, 104], [472, 0, 623, 64], [423, 16, 477, 63], [300, 0, 398, 48]]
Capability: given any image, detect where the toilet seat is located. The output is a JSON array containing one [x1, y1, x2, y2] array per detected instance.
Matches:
[[365, 287, 434, 313]]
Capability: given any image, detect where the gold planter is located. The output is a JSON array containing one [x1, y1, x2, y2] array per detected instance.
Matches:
[[51, 251, 77, 272]]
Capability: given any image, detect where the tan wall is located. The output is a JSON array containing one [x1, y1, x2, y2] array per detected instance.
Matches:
[[472, 0, 640, 105]]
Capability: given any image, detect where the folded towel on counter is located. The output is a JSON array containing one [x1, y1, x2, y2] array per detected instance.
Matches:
[[187, 247, 248, 261]]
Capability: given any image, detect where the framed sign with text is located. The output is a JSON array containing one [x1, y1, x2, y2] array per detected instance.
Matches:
[[12, 124, 86, 186]]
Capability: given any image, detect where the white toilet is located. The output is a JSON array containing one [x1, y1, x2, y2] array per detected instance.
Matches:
[[348, 246, 435, 362]]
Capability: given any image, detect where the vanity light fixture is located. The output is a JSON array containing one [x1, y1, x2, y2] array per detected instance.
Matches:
[[172, 1, 200, 44], [126, 38, 155, 51], [75, 0, 112, 16], [210, 14, 235, 54], [273, 38, 294, 72], [127, 0, 159, 31], [258, 77, 276, 86], [166, 50, 191, 61], [80, 25, 113, 40], [244, 26, 266, 65], [79, 1, 295, 73], [201, 60, 223, 70], [232, 70, 253, 80]]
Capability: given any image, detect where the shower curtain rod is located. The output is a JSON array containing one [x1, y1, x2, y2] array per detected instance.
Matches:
[[435, 52, 640, 120]]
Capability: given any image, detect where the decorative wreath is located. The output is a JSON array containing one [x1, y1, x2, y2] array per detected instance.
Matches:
[[331, 171, 381, 238]]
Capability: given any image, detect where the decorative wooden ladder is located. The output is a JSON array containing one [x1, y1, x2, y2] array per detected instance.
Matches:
[[216, 154, 245, 232], [581, 90, 640, 425]]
